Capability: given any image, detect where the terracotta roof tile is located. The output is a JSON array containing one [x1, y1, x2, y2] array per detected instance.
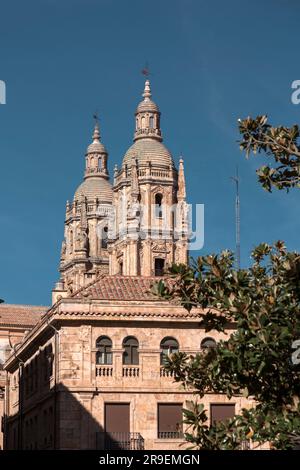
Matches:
[[0, 304, 48, 328], [72, 275, 169, 301]]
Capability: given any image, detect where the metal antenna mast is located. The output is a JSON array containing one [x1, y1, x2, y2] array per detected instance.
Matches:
[[231, 167, 240, 270]]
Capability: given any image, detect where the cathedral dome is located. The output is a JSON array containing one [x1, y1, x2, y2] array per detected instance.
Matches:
[[74, 176, 113, 203], [122, 138, 174, 169]]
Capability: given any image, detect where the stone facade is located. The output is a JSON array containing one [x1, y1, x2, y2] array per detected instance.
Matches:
[[2, 79, 265, 450], [3, 293, 256, 450], [0, 304, 47, 449]]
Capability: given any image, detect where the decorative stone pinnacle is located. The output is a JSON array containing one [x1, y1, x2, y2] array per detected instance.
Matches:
[[92, 122, 101, 142], [142, 79, 151, 100]]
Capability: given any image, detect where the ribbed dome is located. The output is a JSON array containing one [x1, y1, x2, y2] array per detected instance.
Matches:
[[136, 99, 159, 113], [122, 138, 174, 168], [74, 177, 113, 203], [86, 140, 107, 154]]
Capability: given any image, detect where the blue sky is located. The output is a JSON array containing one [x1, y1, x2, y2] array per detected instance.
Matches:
[[0, 0, 299, 305]]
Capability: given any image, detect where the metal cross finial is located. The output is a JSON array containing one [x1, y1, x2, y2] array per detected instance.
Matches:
[[141, 61, 151, 77], [93, 111, 99, 124]]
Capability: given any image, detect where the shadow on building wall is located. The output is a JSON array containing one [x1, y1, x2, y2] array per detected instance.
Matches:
[[4, 379, 144, 450]]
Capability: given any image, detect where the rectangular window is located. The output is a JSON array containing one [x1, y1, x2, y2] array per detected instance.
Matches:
[[158, 403, 183, 439], [105, 403, 130, 434], [210, 404, 235, 425], [155, 258, 165, 276]]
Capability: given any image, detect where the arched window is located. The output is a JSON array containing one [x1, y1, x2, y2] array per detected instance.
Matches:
[[149, 116, 154, 128], [96, 336, 112, 365], [101, 226, 108, 249], [123, 336, 139, 365], [160, 337, 179, 365], [201, 337, 217, 350], [141, 116, 145, 129], [155, 193, 163, 218]]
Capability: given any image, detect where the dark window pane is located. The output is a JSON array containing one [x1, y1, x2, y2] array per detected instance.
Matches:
[[155, 258, 165, 276], [131, 346, 139, 365], [96, 337, 113, 365], [123, 337, 139, 365], [201, 337, 217, 349], [123, 347, 130, 365]]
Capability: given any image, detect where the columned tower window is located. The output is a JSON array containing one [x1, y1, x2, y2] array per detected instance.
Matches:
[[155, 193, 163, 218], [101, 226, 108, 249]]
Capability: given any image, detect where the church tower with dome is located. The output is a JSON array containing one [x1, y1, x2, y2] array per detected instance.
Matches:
[[53, 123, 113, 300], [52, 79, 189, 302], [109, 79, 188, 276]]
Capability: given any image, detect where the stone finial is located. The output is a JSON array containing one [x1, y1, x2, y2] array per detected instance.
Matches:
[[178, 157, 186, 201], [113, 164, 118, 184], [142, 79, 151, 100], [130, 157, 139, 195], [92, 121, 101, 142]]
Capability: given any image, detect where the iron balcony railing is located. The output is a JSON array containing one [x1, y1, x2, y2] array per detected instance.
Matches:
[[158, 431, 184, 439], [96, 432, 144, 450]]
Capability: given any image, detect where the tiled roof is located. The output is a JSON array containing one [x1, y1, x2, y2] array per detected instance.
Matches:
[[0, 304, 48, 328], [72, 275, 170, 301]]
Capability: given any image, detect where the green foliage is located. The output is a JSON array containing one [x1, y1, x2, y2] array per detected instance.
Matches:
[[238, 115, 300, 191], [156, 242, 300, 449]]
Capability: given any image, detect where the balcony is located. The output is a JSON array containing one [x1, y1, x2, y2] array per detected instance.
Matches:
[[96, 432, 144, 450], [122, 366, 139, 377], [96, 365, 113, 377], [158, 431, 183, 439], [160, 367, 174, 378]]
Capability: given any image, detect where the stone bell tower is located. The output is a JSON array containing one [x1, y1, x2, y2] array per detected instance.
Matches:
[[109, 80, 189, 276], [52, 122, 113, 302]]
